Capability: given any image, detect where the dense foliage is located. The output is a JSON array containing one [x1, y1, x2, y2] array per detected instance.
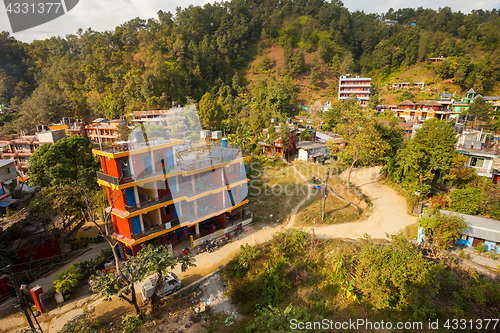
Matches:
[[418, 211, 468, 249], [223, 229, 500, 331], [0, 2, 498, 137]]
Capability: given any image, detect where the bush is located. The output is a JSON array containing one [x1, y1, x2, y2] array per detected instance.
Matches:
[[449, 188, 483, 215], [418, 212, 467, 249], [61, 307, 102, 333], [429, 194, 449, 211], [476, 242, 487, 254], [51, 264, 83, 294], [243, 304, 312, 333], [355, 236, 443, 319], [120, 314, 145, 333], [228, 245, 261, 277]]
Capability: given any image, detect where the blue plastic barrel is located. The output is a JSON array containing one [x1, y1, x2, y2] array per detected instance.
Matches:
[[221, 138, 228, 148]]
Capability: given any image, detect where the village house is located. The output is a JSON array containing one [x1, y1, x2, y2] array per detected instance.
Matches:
[[419, 210, 500, 253], [296, 141, 330, 163], [258, 124, 297, 159], [453, 88, 500, 114], [0, 129, 66, 177], [456, 130, 500, 183], [395, 98, 454, 122], [391, 81, 425, 90], [338, 75, 371, 105], [85, 118, 127, 145]]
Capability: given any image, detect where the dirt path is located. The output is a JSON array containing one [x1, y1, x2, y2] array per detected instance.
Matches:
[[312, 166, 417, 239], [174, 166, 416, 283], [287, 165, 312, 228]]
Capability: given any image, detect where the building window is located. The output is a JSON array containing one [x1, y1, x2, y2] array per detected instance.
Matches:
[[120, 158, 131, 178], [155, 153, 164, 166], [227, 164, 237, 176], [4, 167, 9, 174], [163, 205, 171, 216], [470, 157, 484, 168]]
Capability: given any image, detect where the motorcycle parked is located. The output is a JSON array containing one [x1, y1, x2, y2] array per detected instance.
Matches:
[[207, 239, 220, 253], [178, 248, 190, 258], [220, 233, 232, 246], [197, 241, 210, 253], [233, 223, 244, 236]]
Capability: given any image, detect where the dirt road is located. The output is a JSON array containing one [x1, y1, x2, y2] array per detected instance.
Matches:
[[173, 166, 417, 283], [312, 166, 417, 239]]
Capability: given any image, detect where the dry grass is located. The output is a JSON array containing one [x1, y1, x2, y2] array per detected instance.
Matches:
[[247, 164, 307, 225]]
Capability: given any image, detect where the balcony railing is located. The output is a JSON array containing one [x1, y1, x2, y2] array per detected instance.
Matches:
[[96, 156, 240, 186], [131, 217, 180, 240], [125, 193, 174, 212], [96, 171, 120, 186]]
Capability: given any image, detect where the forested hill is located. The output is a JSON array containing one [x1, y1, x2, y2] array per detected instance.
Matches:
[[0, 0, 499, 135]]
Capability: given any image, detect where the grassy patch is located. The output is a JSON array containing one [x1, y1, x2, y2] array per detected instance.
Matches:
[[400, 223, 418, 240], [296, 192, 361, 225]]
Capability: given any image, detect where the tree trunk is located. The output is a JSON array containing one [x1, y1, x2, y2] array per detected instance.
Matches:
[[130, 284, 141, 315], [347, 159, 356, 184]]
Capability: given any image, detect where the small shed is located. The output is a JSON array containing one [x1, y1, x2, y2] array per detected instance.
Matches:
[[297, 141, 329, 162]]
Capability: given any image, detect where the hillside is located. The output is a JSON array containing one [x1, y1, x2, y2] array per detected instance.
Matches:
[[0, 0, 498, 137]]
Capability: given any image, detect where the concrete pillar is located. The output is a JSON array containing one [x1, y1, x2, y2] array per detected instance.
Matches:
[[195, 223, 200, 235]]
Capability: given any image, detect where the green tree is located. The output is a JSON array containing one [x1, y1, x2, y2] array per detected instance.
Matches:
[[418, 211, 467, 249], [449, 187, 484, 215], [90, 244, 194, 315], [467, 96, 491, 124], [197, 92, 224, 130], [388, 118, 459, 187], [301, 129, 311, 141], [51, 264, 83, 294], [28, 136, 99, 188], [12, 85, 74, 133], [334, 103, 390, 183], [279, 123, 292, 160], [356, 235, 443, 316]]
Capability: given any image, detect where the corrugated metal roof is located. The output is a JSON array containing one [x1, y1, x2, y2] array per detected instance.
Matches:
[[440, 210, 500, 243]]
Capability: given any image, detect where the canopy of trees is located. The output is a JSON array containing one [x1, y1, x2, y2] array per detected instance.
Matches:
[[0, 2, 497, 137]]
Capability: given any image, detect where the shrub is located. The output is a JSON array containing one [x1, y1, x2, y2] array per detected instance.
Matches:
[[418, 212, 467, 249], [120, 314, 145, 333], [61, 307, 101, 333], [476, 242, 487, 254], [355, 235, 443, 319], [228, 245, 261, 277], [243, 304, 312, 333], [429, 194, 449, 211], [51, 264, 83, 294], [449, 187, 483, 215]]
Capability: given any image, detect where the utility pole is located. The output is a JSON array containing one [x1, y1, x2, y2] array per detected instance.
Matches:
[[7, 265, 36, 332], [321, 168, 330, 221]]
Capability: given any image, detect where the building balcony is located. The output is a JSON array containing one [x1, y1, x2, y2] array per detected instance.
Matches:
[[130, 217, 180, 240], [125, 193, 174, 213], [339, 83, 370, 87], [97, 171, 120, 186], [97, 157, 246, 189]]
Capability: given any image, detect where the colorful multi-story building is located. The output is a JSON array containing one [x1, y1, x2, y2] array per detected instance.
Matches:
[[0, 129, 66, 176], [338, 75, 371, 104], [85, 118, 127, 145], [452, 88, 500, 114], [92, 133, 250, 257]]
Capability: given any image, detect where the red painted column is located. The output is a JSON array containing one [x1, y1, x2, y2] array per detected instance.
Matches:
[[30, 285, 44, 313]]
